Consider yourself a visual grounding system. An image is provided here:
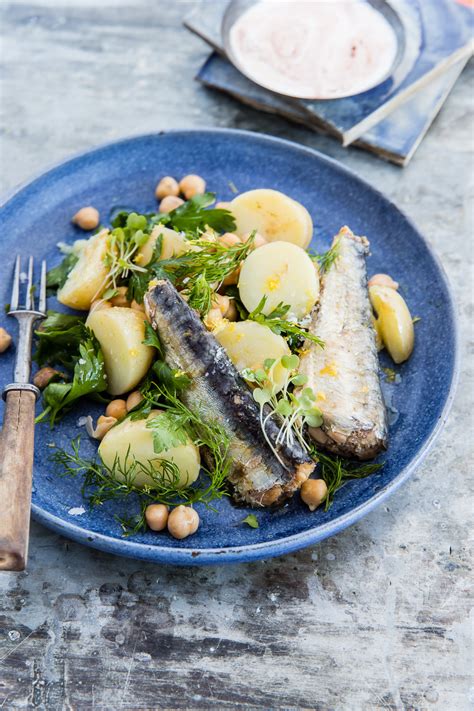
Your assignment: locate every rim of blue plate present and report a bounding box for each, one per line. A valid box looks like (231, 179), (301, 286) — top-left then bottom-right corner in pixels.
(1, 128), (460, 566)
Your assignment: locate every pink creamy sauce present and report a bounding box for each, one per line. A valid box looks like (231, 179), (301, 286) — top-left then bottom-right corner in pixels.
(229, 0), (398, 99)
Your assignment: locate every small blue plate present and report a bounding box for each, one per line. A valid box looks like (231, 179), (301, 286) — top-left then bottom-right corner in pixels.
(0, 130), (459, 565)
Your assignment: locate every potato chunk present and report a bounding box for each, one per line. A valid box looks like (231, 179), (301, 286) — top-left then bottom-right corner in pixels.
(230, 189), (313, 249)
(86, 307), (154, 395)
(136, 224), (188, 266)
(369, 285), (414, 364)
(215, 320), (290, 390)
(238, 241), (319, 319)
(58, 229), (110, 310)
(99, 411), (200, 488)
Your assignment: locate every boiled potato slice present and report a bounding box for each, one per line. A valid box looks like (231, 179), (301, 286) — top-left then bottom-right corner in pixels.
(369, 285), (414, 364)
(58, 229), (110, 310)
(136, 225), (188, 266)
(238, 241), (319, 319)
(86, 307), (154, 395)
(215, 320), (290, 391)
(230, 189), (313, 249)
(99, 410), (200, 488)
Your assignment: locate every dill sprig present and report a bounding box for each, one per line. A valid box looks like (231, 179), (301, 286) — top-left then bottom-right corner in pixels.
(246, 297), (324, 350)
(131, 233), (255, 314)
(141, 383), (232, 493)
(310, 448), (383, 510)
(52, 429), (230, 535)
(309, 240), (340, 273)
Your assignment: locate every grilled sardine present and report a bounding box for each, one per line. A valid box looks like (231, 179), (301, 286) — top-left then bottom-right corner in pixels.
(300, 226), (387, 459)
(145, 280), (315, 507)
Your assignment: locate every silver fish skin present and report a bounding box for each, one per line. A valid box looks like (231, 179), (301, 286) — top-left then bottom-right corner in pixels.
(145, 280), (315, 507)
(300, 226), (388, 460)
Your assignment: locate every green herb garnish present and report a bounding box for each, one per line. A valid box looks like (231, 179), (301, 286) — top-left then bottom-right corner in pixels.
(146, 412), (189, 454)
(51, 436), (226, 535)
(242, 354), (322, 463)
(311, 449), (383, 510)
(34, 311), (88, 370)
(51, 373), (232, 535)
(142, 384), (232, 498)
(46, 253), (78, 293)
(242, 514), (259, 528)
(99, 212), (151, 295)
(37, 334), (107, 425)
(152, 192), (236, 234)
(140, 322), (191, 397)
(129, 233), (254, 313)
(309, 240), (340, 273)
(246, 296), (324, 350)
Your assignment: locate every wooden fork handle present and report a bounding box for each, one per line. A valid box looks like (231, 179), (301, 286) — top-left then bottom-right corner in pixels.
(0, 389), (37, 571)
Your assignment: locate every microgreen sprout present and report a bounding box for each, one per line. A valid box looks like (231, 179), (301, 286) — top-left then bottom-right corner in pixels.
(95, 212), (151, 298)
(242, 354), (323, 465)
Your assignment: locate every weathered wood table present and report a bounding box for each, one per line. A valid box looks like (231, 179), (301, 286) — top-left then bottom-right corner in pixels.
(0, 2), (472, 709)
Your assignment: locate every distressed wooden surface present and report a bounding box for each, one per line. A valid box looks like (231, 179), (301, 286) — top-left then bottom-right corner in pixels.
(0, 2), (472, 709)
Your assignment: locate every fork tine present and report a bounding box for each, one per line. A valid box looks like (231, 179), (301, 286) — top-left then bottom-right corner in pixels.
(10, 255), (20, 311)
(39, 260), (47, 314)
(25, 256), (34, 310)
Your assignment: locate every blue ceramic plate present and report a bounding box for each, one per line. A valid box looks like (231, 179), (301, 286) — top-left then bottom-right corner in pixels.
(0, 130), (458, 565)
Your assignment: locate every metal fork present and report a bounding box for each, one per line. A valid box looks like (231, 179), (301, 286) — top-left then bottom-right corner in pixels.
(0, 256), (47, 571)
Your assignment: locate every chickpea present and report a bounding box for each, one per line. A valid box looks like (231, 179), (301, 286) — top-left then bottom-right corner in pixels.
(33, 366), (61, 390)
(131, 299), (150, 322)
(145, 504), (169, 532)
(253, 234), (268, 249)
(90, 299), (112, 314)
(243, 231), (267, 250)
(159, 195), (184, 214)
(93, 415), (117, 440)
(0, 327), (12, 353)
(224, 299), (238, 321)
(200, 229), (218, 246)
(222, 265), (241, 287)
(301, 479), (328, 512)
(131, 299), (145, 313)
(155, 176), (179, 200)
(179, 174), (206, 200)
(167, 505), (199, 540)
(105, 399), (127, 420)
(211, 293), (230, 316)
(72, 206), (100, 231)
(110, 286), (130, 308)
(218, 232), (241, 249)
(126, 390), (144, 412)
(368, 273), (399, 290)
(204, 308), (224, 331)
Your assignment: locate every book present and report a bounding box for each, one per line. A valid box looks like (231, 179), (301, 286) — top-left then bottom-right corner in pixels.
(185, 0), (473, 149)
